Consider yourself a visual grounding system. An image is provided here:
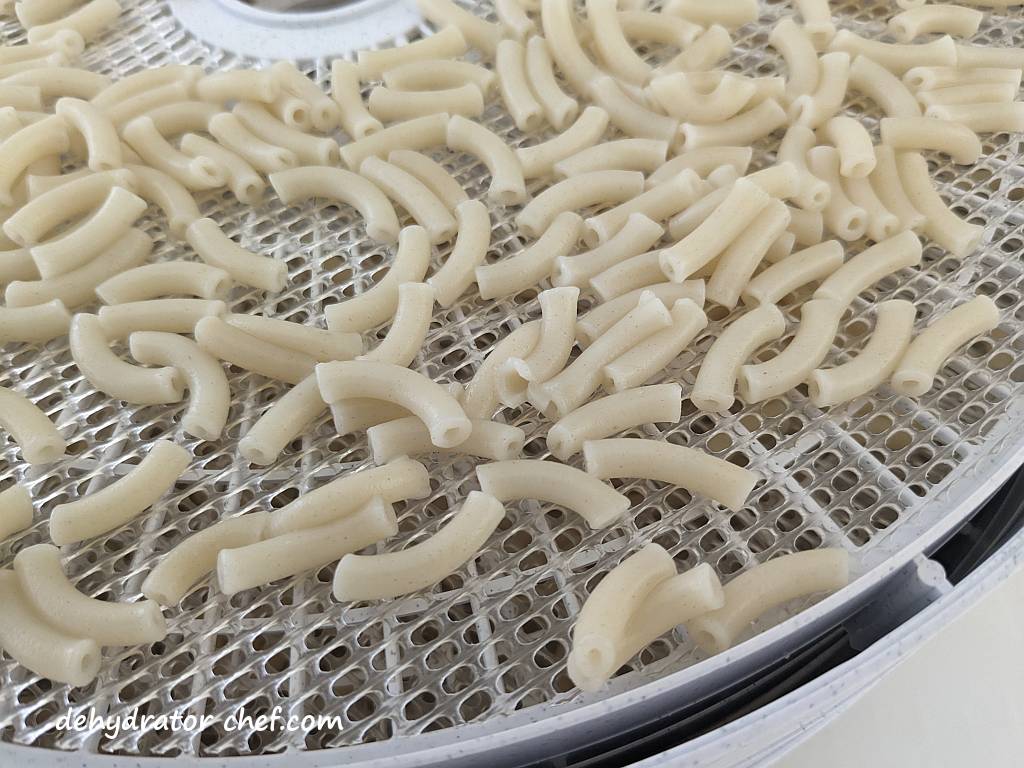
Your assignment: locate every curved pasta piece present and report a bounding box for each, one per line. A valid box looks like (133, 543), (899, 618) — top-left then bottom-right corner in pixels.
(0, 384), (65, 463)
(648, 72), (756, 123)
(516, 105), (609, 179)
(387, 149), (467, 212)
(926, 102), (1024, 134)
(271, 60), (341, 132)
(225, 314), (361, 362)
(842, 173), (900, 243)
(98, 298), (224, 338)
(267, 457), (430, 536)
(358, 282), (434, 367)
(786, 205), (825, 246)
(49, 440), (190, 546)
(516, 170), (644, 238)
(96, 261), (229, 304)
(477, 211), (581, 298)
(554, 137), (667, 179)
(331, 59), (383, 141)
(359, 156), (457, 244)
(324, 226), (431, 332)
(497, 0), (535, 39)
(6, 228), (151, 309)
(918, 83), (1018, 109)
(92, 65), (200, 109)
(195, 315), (315, 384)
(357, 25), (468, 80)
(416, 0), (502, 54)
(869, 145), (925, 234)
(666, 0), (756, 27)
(208, 113), (297, 175)
(648, 148), (752, 189)
(769, 18), (819, 103)
(525, 35), (579, 130)
(828, 29), (956, 74)
(681, 98), (787, 149)
(233, 101), (340, 166)
(789, 52), (849, 129)
(880, 116), (981, 164)
(217, 497), (398, 595)
(477, 459), (629, 529)
(196, 68), (277, 104)
(791, 0), (834, 45)
(814, 230), (922, 306)
(0, 115), (68, 205)
(368, 417), (525, 464)
(892, 295), (999, 396)
(547, 383), (681, 460)
(70, 313), (184, 405)
(316, 360), (471, 448)
(141, 512), (268, 605)
(806, 146), (867, 241)
(821, 115), (874, 178)
(587, 0), (650, 85)
(904, 65), (1022, 92)
(123, 116), (225, 191)
(333, 490), (503, 601)
(383, 58), (497, 97)
(0, 298), (71, 343)
(54, 96), (119, 171)
(589, 250), (664, 301)
(776, 125), (830, 212)
(688, 549), (849, 653)
(270, 165), (399, 245)
(809, 299), (915, 407)
(553, 212), (663, 289)
(602, 298), (707, 391)
(584, 169), (703, 247)
(129, 331), (230, 441)
(498, 286), (579, 406)
(706, 200), (792, 309)
(186, 218), (286, 292)
(575, 281), (703, 347)
(540, 0), (600, 95)
(894, 151), (982, 257)
(429, 199), (490, 307)
(496, 39), (543, 131)
(104, 81), (193, 130)
(584, 437), (757, 510)
(237, 374), (325, 465)
(590, 75), (678, 142)
(462, 321), (541, 419)
(738, 298), (846, 403)
(0, 484), (32, 540)
(339, 113), (449, 172)
(0, 83), (43, 111)
(657, 24), (732, 74)
(180, 133), (265, 206)
(617, 10), (701, 47)
(125, 164), (201, 239)
(955, 43), (1024, 71)
(26, 0), (120, 44)
(535, 291), (671, 416)
(0, 569), (100, 687)
(446, 115), (526, 205)
(14, 543), (165, 645)
(847, 54), (921, 119)
(742, 240), (844, 306)
(143, 100), (220, 137)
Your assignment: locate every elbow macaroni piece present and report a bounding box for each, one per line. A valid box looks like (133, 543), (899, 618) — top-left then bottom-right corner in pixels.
(769, 18), (819, 102)
(186, 217), (286, 292)
(224, 314), (362, 362)
(96, 261), (229, 303)
(0, 298), (71, 344)
(0, 484), (32, 541)
(0, 114), (68, 206)
(367, 83), (484, 123)
(524, 35), (580, 131)
(429, 199), (491, 307)
(416, 0), (502, 55)
(821, 115), (875, 178)
(903, 65), (1022, 92)
(680, 98), (788, 149)
(0, 384), (65, 463)
(180, 132), (266, 206)
(496, 39), (544, 131)
(356, 25), (468, 80)
(49, 440), (190, 546)
(368, 417), (525, 464)
(359, 156), (457, 244)
(880, 116), (982, 164)
(446, 115), (526, 205)
(208, 113), (297, 175)
(238, 374), (325, 465)
(841, 172), (901, 243)
(387, 149), (467, 212)
(54, 96), (120, 171)
(124, 164), (200, 239)
(706, 200), (792, 309)
(553, 212), (664, 288)
(331, 59), (383, 140)
(340, 113), (449, 171)
(589, 75), (679, 142)
(888, 5), (983, 42)
(196, 68), (277, 104)
(124, 116), (225, 190)
(25, 0), (121, 44)
(554, 137), (667, 178)
(384, 58), (497, 96)
(195, 315), (316, 384)
(894, 151), (982, 257)
(575, 281), (704, 346)
(847, 54), (921, 118)
(233, 102), (340, 166)
(516, 105), (609, 179)
(789, 52), (849, 128)
(589, 250), (664, 301)
(98, 298), (224, 338)
(477, 211), (581, 298)
(742, 240), (844, 306)
(829, 30), (957, 74)
(516, 170), (643, 238)
(462, 321), (541, 419)
(584, 169), (703, 248)
(806, 146), (867, 241)
(814, 229), (922, 306)
(358, 282), (435, 367)
(777, 124), (831, 211)
(648, 72), (756, 123)
(869, 145), (926, 233)
(540, 0), (599, 95)
(925, 102), (1024, 134)
(648, 145), (753, 186)
(587, 0), (651, 85)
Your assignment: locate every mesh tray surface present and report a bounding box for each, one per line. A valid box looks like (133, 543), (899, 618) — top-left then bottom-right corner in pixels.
(1, 0), (1024, 759)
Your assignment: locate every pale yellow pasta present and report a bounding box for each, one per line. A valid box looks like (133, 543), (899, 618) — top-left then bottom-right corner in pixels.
(141, 513), (269, 606)
(497, 0), (535, 39)
(368, 417), (525, 464)
(601, 298), (707, 391)
(386, 149), (466, 212)
(125, 164), (200, 239)
(540, 0), (600, 94)
(429, 199), (491, 307)
(657, 24), (732, 74)
(383, 58), (497, 97)
(917, 83), (1017, 108)
(0, 83), (41, 111)
(927, 102), (1024, 133)
(49, 440), (189, 545)
(0, 247), (39, 286)
(476, 459), (629, 529)
(888, 5), (983, 43)
(552, 211), (663, 288)
(842, 172), (901, 243)
(196, 68), (277, 104)
(217, 497), (398, 595)
(0, 298), (70, 343)
(792, 0), (835, 46)
(892, 295), (999, 396)
(806, 146), (867, 241)
(0, 484), (32, 540)
(232, 102), (340, 167)
(769, 18), (819, 102)
(585, 169), (702, 248)
(91, 64), (199, 109)
(498, 286), (578, 406)
(665, 0), (756, 28)
(358, 282), (434, 367)
(554, 137), (667, 178)
(186, 218), (286, 292)
(904, 65), (1022, 91)
(687, 550), (849, 654)
(524, 35), (579, 130)
(648, 72), (756, 123)
(96, 262), (229, 304)
(742, 240), (844, 306)
(325, 226), (431, 332)
(789, 52), (848, 128)
(496, 39), (544, 131)
(270, 165), (400, 244)
(516, 105), (609, 179)
(123, 116), (225, 190)
(195, 315), (315, 384)
(707, 200), (791, 309)
(0, 114), (67, 206)
(869, 145), (926, 233)
(53, 96), (118, 171)
(880, 115), (982, 164)
(590, 74), (679, 142)
(270, 60), (340, 133)
(680, 98), (788, 148)
(587, 0), (651, 85)
(895, 151), (983, 257)
(478, 211), (581, 298)
(0, 569), (101, 687)
(341, 112), (450, 171)
(0, 52), (68, 78)
(333, 491), (504, 601)
(266, 457), (430, 536)
(462, 321), (541, 419)
(830, 31), (957, 74)
(225, 314), (361, 362)
(820, 115), (874, 178)
(357, 25), (469, 80)
(0, 28), (83, 63)
(26, 0), (120, 44)
(617, 10), (701, 47)
(774, 125), (829, 212)
(208, 112), (297, 174)
(447, 115), (527, 204)
(738, 298), (846, 402)
(809, 299), (915, 407)
(98, 298), (223, 338)
(368, 83), (484, 124)
(180, 133), (265, 205)
(6, 227), (150, 308)
(589, 250), (664, 300)
(331, 397), (427, 434)
(16, 0), (78, 29)
(955, 43), (1024, 71)
(331, 60), (383, 140)
(516, 170), (643, 238)
(647, 146), (753, 187)
(271, 91), (312, 130)
(0, 384), (65, 463)
(360, 156), (457, 244)
(416, 0), (503, 55)
(237, 374), (325, 465)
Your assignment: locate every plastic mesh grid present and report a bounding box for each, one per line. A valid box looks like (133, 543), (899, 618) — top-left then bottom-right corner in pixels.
(1, 0), (1024, 758)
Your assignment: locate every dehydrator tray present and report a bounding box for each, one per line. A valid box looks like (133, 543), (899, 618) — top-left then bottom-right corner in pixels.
(2, 0), (1024, 763)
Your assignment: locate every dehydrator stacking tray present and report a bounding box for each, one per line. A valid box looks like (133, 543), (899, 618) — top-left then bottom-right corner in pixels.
(2, 0), (1024, 763)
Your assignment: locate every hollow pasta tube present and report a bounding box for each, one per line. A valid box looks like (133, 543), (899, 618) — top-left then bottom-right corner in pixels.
(738, 298), (846, 403)
(895, 151), (982, 258)
(0, 384), (65, 463)
(368, 417), (525, 464)
(590, 75), (679, 142)
(926, 102), (1024, 134)
(128, 331), (230, 441)
(324, 226), (431, 332)
(869, 145), (925, 233)
(842, 172), (901, 243)
(647, 146), (753, 187)
(429, 199), (490, 307)
(124, 164), (200, 239)
(123, 116), (225, 191)
(847, 54), (921, 119)
(525, 34), (579, 130)
(575, 281), (704, 346)
(462, 321), (541, 419)
(769, 18), (819, 102)
(96, 262), (229, 304)
(141, 513), (268, 606)
(917, 83), (1018, 109)
(340, 113), (449, 171)
(446, 115), (526, 205)
(0, 484), (32, 540)
(648, 72), (756, 123)
(687, 549), (849, 653)
(417, 0), (503, 54)
(589, 251), (665, 301)
(0, 298), (71, 343)
(496, 39), (543, 131)
(196, 68), (277, 104)
(540, 0), (600, 95)
(180, 133), (265, 206)
(776, 125), (830, 212)
(358, 282), (434, 367)
(554, 138), (667, 178)
(387, 149), (467, 212)
(880, 116), (982, 164)
(821, 115), (874, 178)
(26, 0), (121, 44)
(233, 102), (340, 166)
(829, 30), (957, 73)
(516, 170), (643, 238)
(0, 569), (100, 687)
(680, 98), (788, 149)
(237, 374), (325, 465)
(789, 52), (849, 129)
(814, 230), (922, 305)
(806, 146), (867, 241)
(360, 156), (457, 244)
(587, 0), (651, 85)
(707, 200), (791, 309)
(888, 5), (982, 42)
(808, 299), (915, 407)
(271, 61), (340, 132)
(194, 316), (315, 385)
(0, 115), (68, 205)
(186, 218), (285, 292)
(14, 543), (165, 646)
(657, 24), (733, 74)
(368, 83), (484, 123)
(477, 211), (581, 299)
(954, 43), (1024, 71)
(903, 66), (1022, 92)
(383, 58), (497, 96)
(225, 315), (362, 362)
(99, 298), (224, 338)
(584, 169), (703, 248)
(553, 212), (663, 289)
(516, 105), (608, 179)
(617, 10), (701, 46)
(331, 60), (383, 140)
(208, 113), (297, 175)
(49, 440), (190, 546)
(742, 240), (844, 306)
(217, 497), (398, 595)
(892, 295), (999, 396)
(54, 96), (119, 171)
(356, 25), (468, 80)
(584, 437), (758, 511)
